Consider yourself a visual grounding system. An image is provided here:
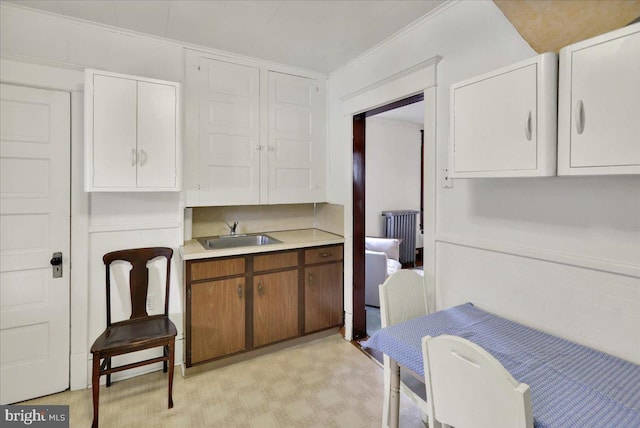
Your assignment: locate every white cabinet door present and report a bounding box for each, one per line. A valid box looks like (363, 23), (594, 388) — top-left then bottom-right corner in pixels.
(92, 74), (137, 188)
(450, 53), (557, 178)
(558, 24), (640, 175)
(196, 58), (261, 205)
(85, 69), (181, 191)
(268, 71), (326, 203)
(137, 81), (177, 188)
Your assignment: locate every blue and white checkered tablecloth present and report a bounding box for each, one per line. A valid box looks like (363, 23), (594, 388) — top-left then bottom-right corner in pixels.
(361, 303), (640, 427)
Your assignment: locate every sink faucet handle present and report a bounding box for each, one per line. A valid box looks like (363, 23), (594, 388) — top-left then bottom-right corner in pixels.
(225, 220), (239, 235)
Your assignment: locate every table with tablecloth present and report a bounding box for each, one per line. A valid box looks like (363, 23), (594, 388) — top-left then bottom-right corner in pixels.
(362, 302), (640, 427)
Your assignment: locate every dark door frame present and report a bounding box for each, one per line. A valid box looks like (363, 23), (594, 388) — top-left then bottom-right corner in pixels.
(351, 93), (425, 339)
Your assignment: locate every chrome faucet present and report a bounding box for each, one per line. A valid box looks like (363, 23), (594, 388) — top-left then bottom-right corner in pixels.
(225, 221), (239, 236)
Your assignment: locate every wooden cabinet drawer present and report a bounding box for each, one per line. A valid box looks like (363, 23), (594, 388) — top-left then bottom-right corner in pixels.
(305, 245), (343, 265)
(190, 257), (245, 281)
(253, 251), (299, 272)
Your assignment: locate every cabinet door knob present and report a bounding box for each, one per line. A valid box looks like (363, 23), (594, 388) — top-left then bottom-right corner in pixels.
(524, 111), (532, 141)
(257, 281), (264, 296)
(575, 100), (585, 135)
(308, 274), (314, 286)
(237, 285), (243, 299)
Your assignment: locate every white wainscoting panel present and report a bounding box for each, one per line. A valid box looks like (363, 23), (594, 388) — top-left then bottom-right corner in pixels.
(436, 241), (640, 365)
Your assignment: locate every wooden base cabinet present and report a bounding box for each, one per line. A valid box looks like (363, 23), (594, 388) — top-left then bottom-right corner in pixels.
(253, 270), (298, 347)
(304, 262), (344, 334)
(190, 277), (246, 364)
(304, 245), (344, 334)
(186, 244), (343, 367)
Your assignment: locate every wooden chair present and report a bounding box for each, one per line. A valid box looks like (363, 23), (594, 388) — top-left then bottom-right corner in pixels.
(422, 334), (533, 428)
(91, 247), (177, 428)
(378, 269), (430, 427)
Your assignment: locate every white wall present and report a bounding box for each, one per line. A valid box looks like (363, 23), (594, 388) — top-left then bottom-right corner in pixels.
(0, 2), (332, 389)
(329, 0), (640, 364)
(0, 4), (186, 389)
(365, 117), (422, 248)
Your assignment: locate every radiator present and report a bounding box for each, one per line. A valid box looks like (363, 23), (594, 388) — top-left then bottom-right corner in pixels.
(382, 210), (419, 266)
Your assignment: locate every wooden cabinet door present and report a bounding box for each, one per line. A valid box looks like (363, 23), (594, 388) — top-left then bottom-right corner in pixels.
(92, 74), (137, 189)
(304, 262), (343, 334)
(567, 31), (640, 170)
(253, 270), (299, 347)
(190, 278), (246, 364)
(137, 81), (177, 189)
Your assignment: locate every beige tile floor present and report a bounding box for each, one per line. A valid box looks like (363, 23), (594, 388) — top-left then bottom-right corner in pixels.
(21, 335), (424, 427)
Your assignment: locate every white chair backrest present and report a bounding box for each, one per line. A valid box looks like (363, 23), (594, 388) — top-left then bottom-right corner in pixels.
(422, 335), (534, 428)
(379, 270), (428, 328)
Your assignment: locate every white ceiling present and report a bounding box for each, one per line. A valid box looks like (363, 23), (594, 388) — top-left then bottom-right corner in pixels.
(6, 0), (448, 74)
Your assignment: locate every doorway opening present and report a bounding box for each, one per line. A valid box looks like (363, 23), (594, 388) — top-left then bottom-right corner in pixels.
(352, 93), (425, 340)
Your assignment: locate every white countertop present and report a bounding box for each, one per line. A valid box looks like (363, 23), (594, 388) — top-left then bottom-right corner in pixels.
(181, 228), (344, 260)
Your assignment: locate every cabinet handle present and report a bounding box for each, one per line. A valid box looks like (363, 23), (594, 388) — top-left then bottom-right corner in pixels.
(320, 252), (331, 258)
(237, 285), (243, 299)
(524, 111), (532, 141)
(257, 281), (264, 296)
(308, 274), (314, 286)
(130, 148), (137, 167)
(139, 149), (147, 166)
(575, 100), (585, 135)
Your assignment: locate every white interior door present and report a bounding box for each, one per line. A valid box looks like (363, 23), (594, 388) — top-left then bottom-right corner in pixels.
(0, 83), (70, 404)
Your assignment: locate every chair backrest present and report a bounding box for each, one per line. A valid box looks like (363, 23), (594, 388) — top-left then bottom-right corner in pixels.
(379, 269), (428, 328)
(103, 247), (173, 325)
(422, 334), (534, 428)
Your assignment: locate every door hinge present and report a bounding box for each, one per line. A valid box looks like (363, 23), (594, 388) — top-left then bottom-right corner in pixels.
(188, 288), (191, 299)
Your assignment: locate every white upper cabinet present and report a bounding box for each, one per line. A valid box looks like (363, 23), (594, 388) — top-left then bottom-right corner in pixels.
(184, 51), (326, 206)
(85, 69), (181, 191)
(268, 71), (326, 204)
(195, 58), (261, 205)
(558, 23), (640, 176)
(450, 53), (558, 178)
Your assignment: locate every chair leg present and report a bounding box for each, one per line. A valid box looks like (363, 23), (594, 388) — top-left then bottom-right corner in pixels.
(168, 340), (175, 409)
(163, 345), (168, 373)
(92, 354), (101, 428)
(106, 357), (112, 387)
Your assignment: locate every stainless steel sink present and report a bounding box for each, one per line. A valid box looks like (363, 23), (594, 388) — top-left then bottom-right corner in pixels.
(197, 234), (282, 250)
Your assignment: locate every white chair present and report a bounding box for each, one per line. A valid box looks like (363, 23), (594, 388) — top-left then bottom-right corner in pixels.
(421, 334), (534, 428)
(379, 270), (430, 427)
